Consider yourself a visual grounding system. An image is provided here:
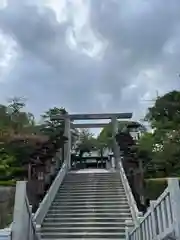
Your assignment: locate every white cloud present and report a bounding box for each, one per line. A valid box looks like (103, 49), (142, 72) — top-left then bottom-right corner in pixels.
(65, 0), (106, 59)
(0, 0), (7, 9)
(44, 0), (67, 23)
(0, 31), (18, 82)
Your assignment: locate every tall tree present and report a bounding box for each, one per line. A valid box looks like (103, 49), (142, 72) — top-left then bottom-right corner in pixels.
(145, 90), (180, 132)
(41, 107), (67, 136)
(76, 129), (97, 156)
(139, 90), (180, 177)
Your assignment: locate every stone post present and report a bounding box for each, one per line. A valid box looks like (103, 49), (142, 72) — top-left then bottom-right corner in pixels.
(12, 181), (27, 240)
(168, 178), (180, 239)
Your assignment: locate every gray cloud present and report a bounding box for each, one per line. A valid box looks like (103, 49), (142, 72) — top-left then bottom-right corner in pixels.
(0, 0), (103, 114)
(0, 0), (180, 120)
(90, 0), (180, 113)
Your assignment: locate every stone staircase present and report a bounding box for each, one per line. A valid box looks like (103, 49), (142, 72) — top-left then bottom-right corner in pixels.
(41, 170), (132, 239)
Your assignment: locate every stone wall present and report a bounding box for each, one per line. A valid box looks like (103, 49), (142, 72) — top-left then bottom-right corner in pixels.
(0, 187), (15, 229)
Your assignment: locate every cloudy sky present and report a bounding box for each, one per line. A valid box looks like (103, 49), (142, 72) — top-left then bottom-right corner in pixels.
(0, 0), (180, 123)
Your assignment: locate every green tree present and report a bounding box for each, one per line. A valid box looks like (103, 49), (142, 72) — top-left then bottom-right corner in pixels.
(145, 90), (180, 132)
(41, 107), (67, 136)
(76, 129), (97, 156)
(7, 97), (26, 133)
(140, 90), (180, 177)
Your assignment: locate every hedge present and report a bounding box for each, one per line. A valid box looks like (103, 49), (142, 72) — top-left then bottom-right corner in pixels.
(144, 178), (168, 200)
(0, 180), (16, 186)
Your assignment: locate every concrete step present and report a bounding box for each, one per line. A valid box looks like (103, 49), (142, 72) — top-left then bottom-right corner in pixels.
(42, 239), (125, 240)
(57, 190), (126, 194)
(50, 204), (130, 209)
(54, 194), (128, 203)
(48, 209), (131, 215)
(44, 217), (131, 223)
(66, 174), (120, 178)
(63, 177), (122, 180)
(66, 176), (121, 179)
(53, 197), (128, 203)
(64, 176), (122, 184)
(49, 201), (127, 206)
(51, 205), (129, 210)
(41, 231), (125, 239)
(64, 176), (121, 180)
(51, 203), (129, 209)
(56, 193), (127, 198)
(56, 194), (126, 198)
(41, 226), (125, 233)
(55, 193), (127, 198)
(65, 178), (121, 181)
(55, 196), (127, 200)
(42, 221), (126, 228)
(55, 193), (127, 197)
(63, 181), (123, 185)
(60, 185), (124, 189)
(59, 189), (124, 193)
(46, 212), (132, 218)
(67, 172), (119, 175)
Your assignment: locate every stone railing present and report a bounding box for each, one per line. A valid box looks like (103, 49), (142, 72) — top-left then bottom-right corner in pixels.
(0, 147), (68, 240)
(127, 178), (180, 240)
(0, 229), (11, 240)
(8, 160), (68, 240)
(34, 162), (68, 227)
(11, 181), (40, 240)
(118, 157), (141, 226)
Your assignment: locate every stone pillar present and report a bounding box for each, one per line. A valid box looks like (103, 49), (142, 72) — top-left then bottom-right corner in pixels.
(64, 116), (71, 169)
(111, 116), (119, 169)
(12, 182), (27, 240)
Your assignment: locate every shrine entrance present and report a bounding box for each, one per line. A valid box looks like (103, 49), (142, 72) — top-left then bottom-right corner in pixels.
(52, 112), (133, 169)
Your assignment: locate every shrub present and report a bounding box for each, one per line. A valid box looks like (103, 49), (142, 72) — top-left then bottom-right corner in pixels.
(144, 178), (168, 200)
(0, 180), (16, 186)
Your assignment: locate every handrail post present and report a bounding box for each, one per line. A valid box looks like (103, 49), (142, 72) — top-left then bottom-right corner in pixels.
(168, 178), (180, 239)
(150, 200), (158, 240)
(125, 219), (134, 240)
(35, 224), (41, 240)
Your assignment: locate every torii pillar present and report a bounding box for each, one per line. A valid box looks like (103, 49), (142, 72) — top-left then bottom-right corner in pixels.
(64, 116), (71, 168)
(111, 116), (120, 169)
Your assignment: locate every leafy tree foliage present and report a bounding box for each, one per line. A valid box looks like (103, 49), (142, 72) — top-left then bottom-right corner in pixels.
(41, 107), (67, 136)
(0, 98), (67, 182)
(138, 90), (180, 177)
(75, 129), (97, 156)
